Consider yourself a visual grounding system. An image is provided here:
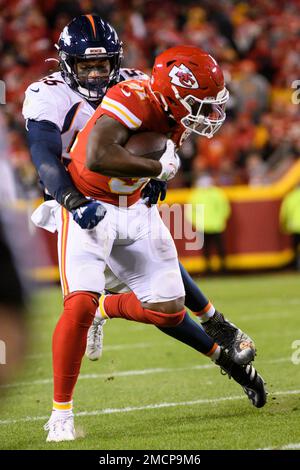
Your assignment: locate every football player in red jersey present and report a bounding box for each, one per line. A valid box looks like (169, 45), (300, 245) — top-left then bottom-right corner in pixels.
(24, 14), (255, 368)
(42, 46), (266, 441)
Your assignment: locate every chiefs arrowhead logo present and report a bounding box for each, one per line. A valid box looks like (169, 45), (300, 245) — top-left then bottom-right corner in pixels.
(169, 64), (199, 89)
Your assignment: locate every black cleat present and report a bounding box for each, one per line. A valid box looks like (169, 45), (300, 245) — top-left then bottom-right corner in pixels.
(202, 310), (256, 365)
(216, 348), (267, 408)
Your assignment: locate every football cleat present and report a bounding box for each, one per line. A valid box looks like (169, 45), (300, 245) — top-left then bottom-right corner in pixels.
(44, 413), (75, 442)
(215, 348), (267, 408)
(85, 317), (106, 361)
(202, 310), (256, 365)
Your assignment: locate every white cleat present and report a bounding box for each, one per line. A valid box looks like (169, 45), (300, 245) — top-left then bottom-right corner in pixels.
(85, 318), (106, 361)
(44, 413), (75, 442)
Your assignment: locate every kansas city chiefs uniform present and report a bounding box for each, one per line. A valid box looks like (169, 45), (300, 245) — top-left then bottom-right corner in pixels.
(69, 78), (186, 206)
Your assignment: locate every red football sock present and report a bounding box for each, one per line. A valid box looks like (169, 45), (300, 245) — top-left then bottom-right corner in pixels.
(102, 292), (185, 327)
(53, 291), (98, 403)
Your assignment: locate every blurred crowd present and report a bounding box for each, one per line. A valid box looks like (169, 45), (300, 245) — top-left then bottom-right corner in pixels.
(1, 0), (300, 196)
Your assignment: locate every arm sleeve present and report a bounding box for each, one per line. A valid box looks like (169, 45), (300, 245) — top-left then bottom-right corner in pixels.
(26, 119), (81, 206)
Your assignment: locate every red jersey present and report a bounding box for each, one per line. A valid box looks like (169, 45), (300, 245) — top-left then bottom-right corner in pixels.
(68, 79), (185, 206)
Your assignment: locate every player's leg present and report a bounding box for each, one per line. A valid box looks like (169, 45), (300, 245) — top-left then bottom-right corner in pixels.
(88, 251), (256, 364)
(44, 205), (114, 441)
(179, 262), (256, 364)
(85, 266), (130, 361)
(85, 315), (106, 361)
(99, 290), (266, 408)
(103, 205), (266, 407)
(106, 203), (220, 357)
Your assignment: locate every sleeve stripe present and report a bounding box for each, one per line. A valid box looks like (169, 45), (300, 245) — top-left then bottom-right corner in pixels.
(103, 96), (142, 124)
(101, 97), (141, 129)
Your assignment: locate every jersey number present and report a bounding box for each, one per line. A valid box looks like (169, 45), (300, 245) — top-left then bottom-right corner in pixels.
(123, 82), (147, 101)
(108, 177), (147, 194)
(39, 75), (64, 86)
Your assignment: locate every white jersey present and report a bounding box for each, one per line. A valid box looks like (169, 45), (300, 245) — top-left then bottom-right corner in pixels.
(22, 69), (149, 161)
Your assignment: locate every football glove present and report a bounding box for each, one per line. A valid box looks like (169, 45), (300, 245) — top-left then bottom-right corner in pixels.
(156, 139), (180, 181)
(71, 200), (107, 230)
(141, 179), (167, 206)
(61, 187), (107, 230)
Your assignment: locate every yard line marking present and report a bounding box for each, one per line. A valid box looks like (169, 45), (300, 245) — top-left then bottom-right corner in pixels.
(266, 357), (291, 364)
(0, 364), (214, 389)
(279, 443), (300, 450)
(0, 388), (299, 426)
(1, 356), (294, 389)
(258, 442), (300, 450)
(26, 342), (153, 359)
(240, 311), (294, 322)
(265, 298), (300, 306)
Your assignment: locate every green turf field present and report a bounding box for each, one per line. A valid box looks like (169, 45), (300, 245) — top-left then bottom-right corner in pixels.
(0, 273), (300, 450)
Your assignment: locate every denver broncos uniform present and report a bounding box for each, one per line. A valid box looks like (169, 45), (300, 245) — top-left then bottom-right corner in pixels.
(22, 69), (149, 172)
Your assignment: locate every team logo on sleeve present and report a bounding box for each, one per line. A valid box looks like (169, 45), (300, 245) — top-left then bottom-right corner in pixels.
(169, 64), (199, 89)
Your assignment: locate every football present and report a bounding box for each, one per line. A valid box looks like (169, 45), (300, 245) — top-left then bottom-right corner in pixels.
(125, 131), (167, 160)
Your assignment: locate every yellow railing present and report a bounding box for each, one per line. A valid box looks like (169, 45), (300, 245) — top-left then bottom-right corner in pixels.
(164, 160), (300, 204)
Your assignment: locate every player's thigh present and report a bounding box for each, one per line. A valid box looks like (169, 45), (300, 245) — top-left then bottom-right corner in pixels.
(104, 265), (130, 293)
(108, 210), (185, 303)
(55, 206), (114, 295)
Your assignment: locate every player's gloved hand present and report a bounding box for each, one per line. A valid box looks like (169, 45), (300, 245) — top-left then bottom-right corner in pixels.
(156, 139), (180, 181)
(141, 179), (167, 206)
(71, 200), (107, 230)
(61, 187), (107, 230)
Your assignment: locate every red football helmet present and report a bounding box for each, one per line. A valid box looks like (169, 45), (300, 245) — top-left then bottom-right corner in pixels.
(150, 46), (229, 138)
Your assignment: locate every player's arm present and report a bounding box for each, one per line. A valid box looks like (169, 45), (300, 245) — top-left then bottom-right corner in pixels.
(26, 119), (88, 210)
(27, 119), (106, 229)
(87, 115), (161, 177)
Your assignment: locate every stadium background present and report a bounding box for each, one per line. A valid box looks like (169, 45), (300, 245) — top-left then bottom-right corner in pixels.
(1, 0), (300, 277)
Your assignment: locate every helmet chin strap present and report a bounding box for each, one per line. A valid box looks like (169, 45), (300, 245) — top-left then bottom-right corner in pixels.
(171, 84), (190, 112)
(149, 84), (177, 122)
(171, 84), (180, 99)
(156, 91), (169, 112)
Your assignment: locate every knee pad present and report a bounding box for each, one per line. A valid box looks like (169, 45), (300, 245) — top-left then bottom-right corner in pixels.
(63, 291), (99, 327)
(144, 308), (185, 327)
